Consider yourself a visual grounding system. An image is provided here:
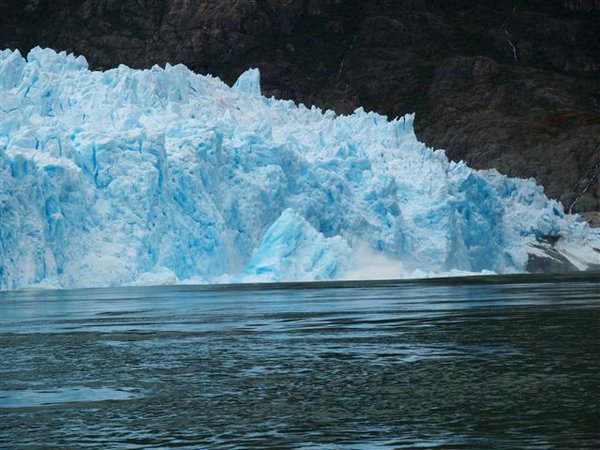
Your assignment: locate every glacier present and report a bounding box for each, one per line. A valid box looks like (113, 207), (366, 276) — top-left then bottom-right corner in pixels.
(1, 47), (599, 290)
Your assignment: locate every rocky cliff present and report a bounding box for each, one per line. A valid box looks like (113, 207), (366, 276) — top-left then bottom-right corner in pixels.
(2, 0), (599, 217)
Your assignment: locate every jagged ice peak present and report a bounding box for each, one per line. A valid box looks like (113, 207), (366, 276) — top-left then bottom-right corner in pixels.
(1, 47), (598, 290)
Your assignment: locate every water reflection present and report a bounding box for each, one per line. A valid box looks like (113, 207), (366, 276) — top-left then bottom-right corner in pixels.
(0, 387), (140, 408)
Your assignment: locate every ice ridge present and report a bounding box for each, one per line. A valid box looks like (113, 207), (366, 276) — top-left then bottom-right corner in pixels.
(1, 47), (599, 290)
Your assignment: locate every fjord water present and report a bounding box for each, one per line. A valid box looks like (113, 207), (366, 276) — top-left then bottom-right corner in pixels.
(1, 274), (599, 449)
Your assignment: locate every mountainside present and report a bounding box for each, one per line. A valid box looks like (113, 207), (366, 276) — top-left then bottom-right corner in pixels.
(1, 0), (599, 218)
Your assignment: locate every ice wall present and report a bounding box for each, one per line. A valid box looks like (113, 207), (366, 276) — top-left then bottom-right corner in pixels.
(1, 48), (598, 289)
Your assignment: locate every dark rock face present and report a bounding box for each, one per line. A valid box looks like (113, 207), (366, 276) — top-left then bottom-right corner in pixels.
(2, 0), (599, 213)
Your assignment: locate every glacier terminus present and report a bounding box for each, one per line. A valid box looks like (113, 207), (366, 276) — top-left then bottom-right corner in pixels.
(1, 47), (599, 290)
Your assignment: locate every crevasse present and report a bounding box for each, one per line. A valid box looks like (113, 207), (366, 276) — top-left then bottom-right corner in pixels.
(1, 47), (598, 290)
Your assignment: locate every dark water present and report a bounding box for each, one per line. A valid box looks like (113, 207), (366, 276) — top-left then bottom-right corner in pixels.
(1, 273), (599, 449)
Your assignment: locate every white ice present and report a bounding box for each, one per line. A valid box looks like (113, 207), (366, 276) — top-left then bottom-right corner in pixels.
(1, 47), (599, 290)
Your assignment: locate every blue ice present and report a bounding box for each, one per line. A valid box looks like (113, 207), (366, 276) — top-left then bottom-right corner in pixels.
(1, 47), (598, 289)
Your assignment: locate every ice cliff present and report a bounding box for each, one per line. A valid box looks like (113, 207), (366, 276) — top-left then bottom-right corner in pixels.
(1, 48), (599, 290)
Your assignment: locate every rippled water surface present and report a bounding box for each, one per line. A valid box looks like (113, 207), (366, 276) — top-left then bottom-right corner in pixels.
(1, 274), (599, 449)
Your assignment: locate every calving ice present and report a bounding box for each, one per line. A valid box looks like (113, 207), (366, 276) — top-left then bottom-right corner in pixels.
(1, 48), (598, 290)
